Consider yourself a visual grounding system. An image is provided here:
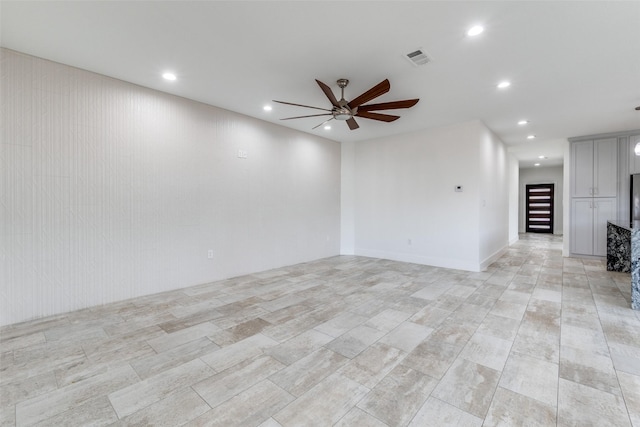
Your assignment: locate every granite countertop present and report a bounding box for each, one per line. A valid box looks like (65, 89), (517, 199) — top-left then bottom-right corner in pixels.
(608, 220), (633, 231)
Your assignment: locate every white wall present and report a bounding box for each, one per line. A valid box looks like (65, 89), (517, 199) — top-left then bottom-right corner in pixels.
(563, 139), (571, 255)
(1, 49), (341, 326)
(340, 140), (355, 255)
(345, 120), (509, 272)
(478, 126), (510, 268)
(508, 154), (520, 244)
(519, 165), (564, 235)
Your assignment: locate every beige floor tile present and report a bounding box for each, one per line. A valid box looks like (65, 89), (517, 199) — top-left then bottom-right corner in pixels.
(199, 333), (278, 373)
(560, 323), (610, 356)
(147, 322), (219, 353)
(489, 300), (527, 321)
(192, 355), (284, 409)
(209, 317), (271, 346)
(408, 397), (482, 427)
(378, 321), (433, 353)
(16, 365), (139, 425)
(499, 352), (558, 407)
(364, 309), (412, 332)
(0, 406), (15, 427)
(115, 387), (210, 426)
(313, 312), (369, 338)
(257, 418), (284, 427)
(357, 364), (437, 426)
(268, 347), (349, 397)
(559, 346), (621, 396)
(273, 373), (369, 427)
(32, 395), (119, 427)
(558, 378), (631, 427)
(130, 336), (219, 379)
(335, 407), (388, 427)
(0, 371), (57, 407)
(458, 332), (512, 371)
(609, 341), (640, 376)
(339, 342), (406, 389)
(475, 314), (520, 341)
(617, 371), (640, 427)
(187, 380), (293, 427)
(484, 387), (556, 426)
(326, 324), (386, 358)
(401, 337), (461, 379)
(432, 358), (501, 418)
(109, 359), (214, 418)
(511, 329), (559, 363)
(265, 329), (334, 365)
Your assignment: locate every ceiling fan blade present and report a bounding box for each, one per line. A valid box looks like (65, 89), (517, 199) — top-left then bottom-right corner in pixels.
(356, 111), (400, 122)
(280, 113), (332, 120)
(346, 118), (359, 130)
(316, 80), (340, 107)
(347, 79), (391, 109)
(358, 99), (419, 112)
(312, 117), (335, 130)
(273, 100), (333, 112)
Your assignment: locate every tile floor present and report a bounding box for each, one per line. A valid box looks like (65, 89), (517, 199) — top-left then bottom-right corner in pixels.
(1, 234), (640, 426)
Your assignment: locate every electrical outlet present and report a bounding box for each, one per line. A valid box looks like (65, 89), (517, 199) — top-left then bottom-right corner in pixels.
(207, 249), (213, 259)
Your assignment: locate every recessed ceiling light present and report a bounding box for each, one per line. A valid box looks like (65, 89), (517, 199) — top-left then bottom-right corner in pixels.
(527, 135), (536, 139)
(497, 81), (511, 89)
(263, 105), (272, 111)
(467, 25), (484, 37)
(538, 155), (547, 159)
(534, 163), (541, 166)
(324, 125), (331, 130)
(162, 72), (176, 81)
(518, 120), (529, 125)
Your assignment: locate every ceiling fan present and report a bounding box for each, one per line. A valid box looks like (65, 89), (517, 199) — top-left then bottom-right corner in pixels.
(273, 78), (419, 130)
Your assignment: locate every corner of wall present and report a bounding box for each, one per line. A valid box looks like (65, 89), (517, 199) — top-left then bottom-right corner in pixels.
(340, 140), (355, 255)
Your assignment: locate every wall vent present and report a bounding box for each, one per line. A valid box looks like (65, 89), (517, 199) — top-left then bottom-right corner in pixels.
(405, 49), (432, 67)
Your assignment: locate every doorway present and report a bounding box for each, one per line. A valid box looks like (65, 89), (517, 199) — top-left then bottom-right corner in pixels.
(526, 183), (554, 233)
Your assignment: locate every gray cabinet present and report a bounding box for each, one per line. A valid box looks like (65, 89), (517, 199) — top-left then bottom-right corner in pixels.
(569, 137), (617, 256)
(571, 138), (617, 198)
(629, 134), (640, 174)
(571, 197), (616, 256)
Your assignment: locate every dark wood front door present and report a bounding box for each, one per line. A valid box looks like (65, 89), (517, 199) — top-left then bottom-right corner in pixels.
(526, 184), (554, 233)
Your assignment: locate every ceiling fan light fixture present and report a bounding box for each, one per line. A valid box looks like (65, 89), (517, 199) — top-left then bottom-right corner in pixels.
(333, 109), (353, 120)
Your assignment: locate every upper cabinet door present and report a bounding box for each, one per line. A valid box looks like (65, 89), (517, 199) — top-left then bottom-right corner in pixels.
(593, 138), (617, 197)
(629, 134), (640, 174)
(572, 140), (594, 197)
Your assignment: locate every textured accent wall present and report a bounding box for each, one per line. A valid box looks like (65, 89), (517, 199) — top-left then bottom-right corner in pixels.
(0, 49), (341, 326)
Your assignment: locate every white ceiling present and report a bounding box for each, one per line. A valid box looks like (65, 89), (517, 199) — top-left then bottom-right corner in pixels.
(2, 1), (639, 168)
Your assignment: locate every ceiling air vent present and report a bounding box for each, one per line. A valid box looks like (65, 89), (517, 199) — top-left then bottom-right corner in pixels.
(405, 49), (432, 67)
